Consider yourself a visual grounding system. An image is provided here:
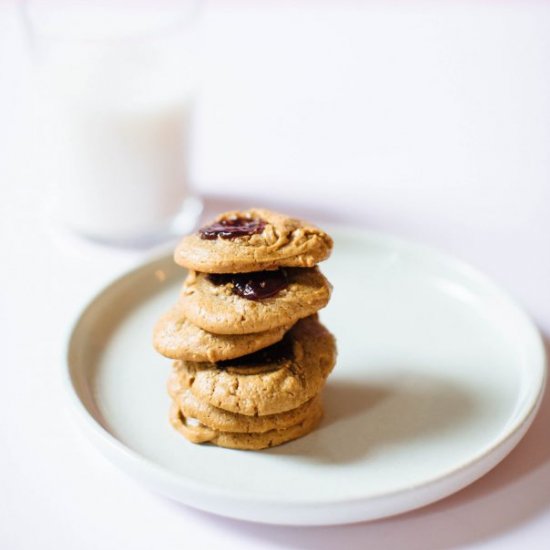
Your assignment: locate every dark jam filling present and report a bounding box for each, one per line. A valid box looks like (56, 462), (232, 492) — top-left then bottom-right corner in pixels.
(199, 217), (266, 240)
(207, 269), (288, 301)
(217, 334), (294, 369)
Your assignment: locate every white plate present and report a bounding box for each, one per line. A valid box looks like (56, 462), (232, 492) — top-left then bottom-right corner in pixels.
(65, 228), (546, 525)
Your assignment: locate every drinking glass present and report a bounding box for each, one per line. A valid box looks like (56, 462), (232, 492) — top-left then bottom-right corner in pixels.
(23, 0), (202, 245)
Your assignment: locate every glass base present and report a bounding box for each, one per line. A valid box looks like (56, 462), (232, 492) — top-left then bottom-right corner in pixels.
(63, 195), (204, 249)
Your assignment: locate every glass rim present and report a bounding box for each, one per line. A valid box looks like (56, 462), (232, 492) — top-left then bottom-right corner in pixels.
(20, 0), (201, 44)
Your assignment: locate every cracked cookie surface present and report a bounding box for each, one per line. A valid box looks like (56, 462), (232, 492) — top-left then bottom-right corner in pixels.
(153, 304), (292, 361)
(174, 208), (333, 273)
(169, 397), (323, 450)
(172, 316), (336, 416)
(179, 267), (332, 334)
(168, 373), (322, 433)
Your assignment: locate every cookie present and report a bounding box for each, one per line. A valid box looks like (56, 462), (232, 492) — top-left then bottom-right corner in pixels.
(179, 267), (331, 335)
(174, 376), (322, 433)
(153, 304), (292, 362)
(169, 396), (323, 450)
(174, 208), (333, 274)
(172, 315), (337, 416)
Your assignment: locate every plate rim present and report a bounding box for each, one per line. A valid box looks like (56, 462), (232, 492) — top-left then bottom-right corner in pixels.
(63, 227), (548, 521)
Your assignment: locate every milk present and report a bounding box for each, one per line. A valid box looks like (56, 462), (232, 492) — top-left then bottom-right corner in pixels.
(31, 3), (199, 241)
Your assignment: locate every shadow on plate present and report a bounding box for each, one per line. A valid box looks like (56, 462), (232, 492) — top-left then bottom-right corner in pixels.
(267, 374), (479, 465)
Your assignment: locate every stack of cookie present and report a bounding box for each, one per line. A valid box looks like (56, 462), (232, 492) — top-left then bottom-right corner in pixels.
(153, 208), (337, 450)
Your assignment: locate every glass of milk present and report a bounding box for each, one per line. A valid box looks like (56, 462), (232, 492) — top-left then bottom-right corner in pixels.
(23, 0), (202, 245)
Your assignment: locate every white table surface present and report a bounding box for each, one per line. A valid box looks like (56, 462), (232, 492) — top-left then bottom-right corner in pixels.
(1, 1), (549, 548)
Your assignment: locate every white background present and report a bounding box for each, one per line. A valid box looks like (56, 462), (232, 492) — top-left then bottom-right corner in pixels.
(1, 1), (549, 548)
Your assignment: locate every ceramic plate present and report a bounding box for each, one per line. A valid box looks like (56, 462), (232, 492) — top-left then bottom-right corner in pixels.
(65, 228), (546, 525)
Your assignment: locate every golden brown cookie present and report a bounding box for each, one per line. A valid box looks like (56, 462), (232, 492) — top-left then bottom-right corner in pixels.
(153, 304), (292, 361)
(174, 208), (333, 274)
(169, 396), (323, 450)
(172, 316), (337, 416)
(173, 376), (322, 433)
(179, 267), (331, 335)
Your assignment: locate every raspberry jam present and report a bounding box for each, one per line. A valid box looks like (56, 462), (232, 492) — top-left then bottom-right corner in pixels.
(208, 270), (288, 300)
(218, 335), (294, 368)
(199, 217), (266, 240)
